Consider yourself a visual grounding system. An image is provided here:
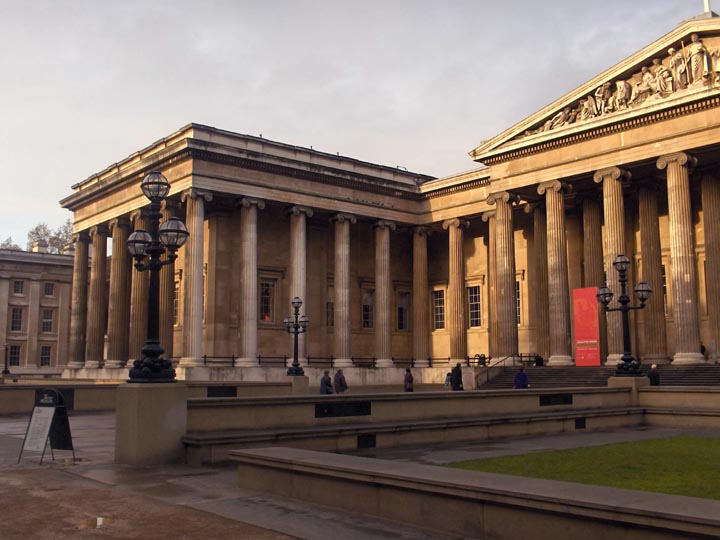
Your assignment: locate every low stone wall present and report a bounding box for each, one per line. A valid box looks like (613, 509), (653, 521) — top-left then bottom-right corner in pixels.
(231, 447), (720, 540)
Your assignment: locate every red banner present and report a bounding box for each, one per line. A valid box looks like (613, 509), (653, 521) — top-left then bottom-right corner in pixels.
(573, 287), (601, 366)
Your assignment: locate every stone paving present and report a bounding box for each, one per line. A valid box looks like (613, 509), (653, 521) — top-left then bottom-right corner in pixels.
(1, 410), (716, 540)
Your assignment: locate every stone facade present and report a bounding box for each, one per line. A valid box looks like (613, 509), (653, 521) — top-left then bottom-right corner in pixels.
(60, 15), (720, 374)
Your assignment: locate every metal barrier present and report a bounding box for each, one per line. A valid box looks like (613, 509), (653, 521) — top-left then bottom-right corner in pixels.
(351, 356), (376, 368)
(202, 355), (237, 367)
(257, 355), (288, 367)
(307, 356), (335, 367)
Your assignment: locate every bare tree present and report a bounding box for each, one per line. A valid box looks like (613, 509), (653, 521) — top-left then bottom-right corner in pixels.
(1, 237), (21, 250)
(26, 219), (73, 254)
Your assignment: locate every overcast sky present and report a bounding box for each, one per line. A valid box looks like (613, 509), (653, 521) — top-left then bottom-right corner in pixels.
(0, 0), (705, 248)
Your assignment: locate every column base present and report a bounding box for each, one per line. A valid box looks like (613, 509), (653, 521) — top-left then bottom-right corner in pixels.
(375, 358), (393, 368)
(333, 357), (353, 368)
(605, 354), (623, 366)
(84, 361), (101, 369)
(547, 355), (573, 366)
(237, 357), (259, 367)
(641, 354), (671, 365)
(413, 359), (430, 368)
(178, 357), (204, 368)
(104, 360), (127, 369)
(672, 352), (706, 365)
(66, 361), (85, 369)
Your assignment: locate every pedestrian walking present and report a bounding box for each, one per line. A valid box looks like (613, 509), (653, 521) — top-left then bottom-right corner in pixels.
(320, 370), (333, 394)
(450, 363), (464, 391)
(404, 368), (414, 392)
(333, 368), (348, 393)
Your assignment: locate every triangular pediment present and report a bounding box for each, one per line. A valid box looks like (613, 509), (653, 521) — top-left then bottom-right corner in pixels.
(470, 14), (720, 164)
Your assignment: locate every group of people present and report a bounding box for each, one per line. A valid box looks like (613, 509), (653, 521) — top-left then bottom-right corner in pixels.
(320, 367), (417, 394)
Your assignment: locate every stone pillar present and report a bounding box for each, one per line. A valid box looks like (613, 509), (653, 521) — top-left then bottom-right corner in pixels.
(593, 167), (629, 365)
(159, 200), (180, 361)
(657, 152), (704, 364)
(582, 197), (608, 362)
(129, 211), (149, 362)
(413, 226), (430, 367)
(529, 204), (550, 361)
(289, 206), (313, 365)
(538, 181), (573, 365)
(443, 218), (469, 363)
(332, 213), (355, 368)
(638, 185), (669, 363)
(84, 225), (109, 368)
(238, 198), (265, 366)
(487, 192), (519, 359)
(374, 220), (395, 367)
(180, 190), (212, 368)
(481, 211), (498, 359)
(67, 231), (90, 368)
(105, 218), (132, 368)
(702, 173), (720, 360)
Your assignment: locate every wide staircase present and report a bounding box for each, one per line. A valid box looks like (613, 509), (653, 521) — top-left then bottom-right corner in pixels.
(478, 364), (720, 389)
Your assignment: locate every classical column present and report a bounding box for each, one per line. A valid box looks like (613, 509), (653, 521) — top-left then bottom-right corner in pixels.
(593, 167), (629, 365)
(289, 206), (313, 366)
(529, 204), (550, 361)
(129, 211), (150, 362)
(582, 197), (607, 362)
(443, 218), (469, 363)
(105, 217), (132, 368)
(703, 173), (720, 359)
(67, 231), (90, 368)
(481, 211), (498, 359)
(159, 200), (180, 361)
(238, 198), (265, 366)
(84, 225), (109, 368)
(487, 192), (519, 360)
(412, 226), (430, 367)
(638, 185), (669, 363)
(374, 220), (395, 367)
(657, 152), (704, 364)
(332, 213), (356, 368)
(538, 181), (573, 365)
(179, 189), (212, 368)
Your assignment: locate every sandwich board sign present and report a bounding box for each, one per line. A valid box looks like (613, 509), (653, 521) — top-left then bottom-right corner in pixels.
(18, 388), (75, 464)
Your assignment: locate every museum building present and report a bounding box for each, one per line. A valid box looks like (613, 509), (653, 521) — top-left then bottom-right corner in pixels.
(60, 13), (720, 376)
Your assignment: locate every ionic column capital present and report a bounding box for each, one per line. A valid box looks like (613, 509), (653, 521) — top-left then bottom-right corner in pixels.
(593, 166), (630, 184)
(330, 213), (357, 224)
(441, 218), (470, 230)
(239, 197), (265, 210)
(374, 219), (396, 231)
(181, 189), (213, 204)
(537, 180), (572, 196)
(108, 217), (131, 232)
(413, 225), (431, 236)
(73, 230), (90, 244)
(487, 191), (520, 206)
(161, 198), (181, 215)
(89, 224), (109, 238)
(657, 152), (697, 171)
(481, 210), (496, 222)
(286, 205), (314, 218)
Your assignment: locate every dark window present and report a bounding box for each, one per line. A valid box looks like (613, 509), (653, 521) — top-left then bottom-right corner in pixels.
(44, 282), (54, 297)
(259, 279), (275, 322)
(173, 281), (180, 325)
(40, 346), (52, 366)
(11, 308), (22, 332)
(41, 309), (53, 333)
(468, 285), (481, 327)
(326, 300), (334, 327)
(362, 289), (374, 329)
(13, 281), (24, 295)
(661, 264), (668, 316)
(397, 291), (410, 331)
(433, 290), (445, 330)
(516, 281), (521, 325)
(9, 345), (20, 366)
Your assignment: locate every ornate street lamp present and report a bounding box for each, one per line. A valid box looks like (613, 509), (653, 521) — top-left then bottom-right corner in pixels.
(284, 296), (308, 376)
(597, 254), (652, 376)
(126, 171), (189, 382)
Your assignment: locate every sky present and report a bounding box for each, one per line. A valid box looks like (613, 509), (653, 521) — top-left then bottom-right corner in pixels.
(0, 0), (705, 248)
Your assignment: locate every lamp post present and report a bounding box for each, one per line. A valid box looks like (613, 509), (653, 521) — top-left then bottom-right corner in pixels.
(2, 344), (9, 375)
(284, 297), (308, 376)
(126, 171), (189, 382)
(596, 254), (652, 376)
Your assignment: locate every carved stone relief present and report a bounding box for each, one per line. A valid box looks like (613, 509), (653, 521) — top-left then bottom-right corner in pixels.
(522, 33), (720, 138)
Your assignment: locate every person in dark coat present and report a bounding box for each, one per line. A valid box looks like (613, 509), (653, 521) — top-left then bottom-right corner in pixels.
(648, 364), (660, 386)
(450, 363), (463, 391)
(513, 366), (530, 389)
(333, 369), (348, 393)
(320, 370), (333, 394)
(404, 368), (414, 392)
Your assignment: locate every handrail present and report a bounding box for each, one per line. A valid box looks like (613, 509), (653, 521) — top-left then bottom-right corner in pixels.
(476, 355), (515, 386)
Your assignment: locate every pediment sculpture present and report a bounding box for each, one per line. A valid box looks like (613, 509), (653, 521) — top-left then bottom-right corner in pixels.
(522, 33), (719, 138)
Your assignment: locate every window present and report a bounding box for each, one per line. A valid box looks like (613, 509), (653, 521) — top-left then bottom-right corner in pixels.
(397, 291), (410, 331)
(467, 285), (481, 327)
(13, 281), (24, 295)
(326, 288), (334, 327)
(10, 308), (22, 332)
(362, 289), (375, 329)
(173, 281), (180, 326)
(40, 346), (52, 366)
(41, 309), (53, 333)
(516, 281), (521, 325)
(9, 345), (20, 366)
(259, 279), (276, 322)
(44, 282), (55, 297)
(432, 290), (445, 330)
(661, 264), (668, 316)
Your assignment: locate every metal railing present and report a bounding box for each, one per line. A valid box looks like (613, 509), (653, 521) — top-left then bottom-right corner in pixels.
(202, 355), (236, 367)
(428, 357), (452, 367)
(257, 355), (288, 367)
(351, 356), (376, 368)
(307, 356), (335, 367)
(391, 357), (415, 367)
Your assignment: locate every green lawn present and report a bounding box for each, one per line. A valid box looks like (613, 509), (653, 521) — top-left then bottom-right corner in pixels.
(447, 436), (720, 500)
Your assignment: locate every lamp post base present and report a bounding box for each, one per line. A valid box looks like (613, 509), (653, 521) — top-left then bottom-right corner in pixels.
(615, 359), (643, 377)
(287, 365), (305, 376)
(128, 357), (176, 383)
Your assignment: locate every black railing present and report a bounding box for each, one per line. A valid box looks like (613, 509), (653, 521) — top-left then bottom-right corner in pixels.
(429, 357), (451, 367)
(202, 355), (236, 367)
(257, 355), (289, 367)
(351, 356), (376, 368)
(307, 356), (335, 367)
(391, 357), (415, 367)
